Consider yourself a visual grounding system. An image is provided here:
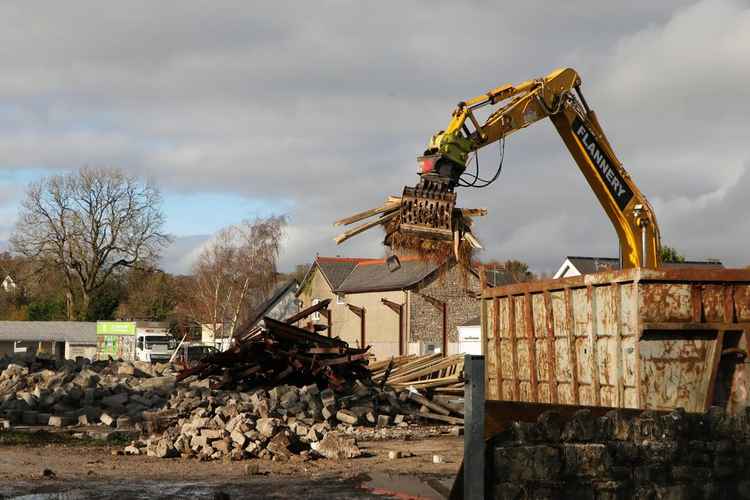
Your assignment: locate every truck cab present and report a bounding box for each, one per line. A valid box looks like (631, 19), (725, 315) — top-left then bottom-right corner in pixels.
(135, 331), (177, 363)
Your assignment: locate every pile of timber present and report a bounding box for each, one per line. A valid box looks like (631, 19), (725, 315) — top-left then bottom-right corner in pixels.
(333, 196), (484, 261)
(176, 316), (371, 392)
(369, 354), (465, 425)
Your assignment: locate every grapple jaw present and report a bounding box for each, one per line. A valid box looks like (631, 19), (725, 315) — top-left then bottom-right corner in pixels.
(399, 177), (456, 241)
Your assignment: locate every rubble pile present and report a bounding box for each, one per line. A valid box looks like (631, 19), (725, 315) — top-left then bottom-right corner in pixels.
(176, 316), (371, 391)
(124, 372), (461, 461)
(0, 316), (464, 462)
(0, 354), (176, 429)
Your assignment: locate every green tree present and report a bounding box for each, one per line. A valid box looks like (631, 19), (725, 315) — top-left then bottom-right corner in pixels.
(482, 259), (536, 284)
(28, 298), (67, 321)
(660, 245), (686, 263)
(118, 267), (179, 321)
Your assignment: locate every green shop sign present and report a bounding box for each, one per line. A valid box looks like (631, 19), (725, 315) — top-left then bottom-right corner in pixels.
(96, 321), (136, 335)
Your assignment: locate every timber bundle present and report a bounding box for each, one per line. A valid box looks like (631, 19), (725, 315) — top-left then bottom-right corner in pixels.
(333, 195), (485, 264)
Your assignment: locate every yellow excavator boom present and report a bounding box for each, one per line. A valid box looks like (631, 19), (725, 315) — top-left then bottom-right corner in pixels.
(412, 68), (661, 269)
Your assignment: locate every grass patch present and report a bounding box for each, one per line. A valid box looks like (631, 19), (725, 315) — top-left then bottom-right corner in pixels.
(0, 429), (134, 447)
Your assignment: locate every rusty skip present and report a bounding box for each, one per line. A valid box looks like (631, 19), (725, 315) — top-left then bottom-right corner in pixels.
(480, 267), (750, 415)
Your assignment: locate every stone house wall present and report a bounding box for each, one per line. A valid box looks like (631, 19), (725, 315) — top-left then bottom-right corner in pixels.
(408, 264), (479, 348)
(491, 407), (750, 499)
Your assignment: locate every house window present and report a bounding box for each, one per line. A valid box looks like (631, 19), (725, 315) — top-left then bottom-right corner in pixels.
(336, 293), (345, 305)
(312, 298), (321, 320)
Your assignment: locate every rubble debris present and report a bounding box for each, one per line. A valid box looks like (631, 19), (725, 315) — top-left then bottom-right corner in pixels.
(176, 317), (371, 392)
(0, 355), (176, 430)
(0, 340), (464, 463)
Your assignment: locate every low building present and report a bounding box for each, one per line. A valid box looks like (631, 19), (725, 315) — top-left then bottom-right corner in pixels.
(0, 321), (97, 360)
(297, 256), (481, 360)
(554, 256), (724, 279)
(457, 315), (481, 355)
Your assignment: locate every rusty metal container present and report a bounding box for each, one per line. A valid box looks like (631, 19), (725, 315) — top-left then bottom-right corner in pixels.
(480, 268), (750, 415)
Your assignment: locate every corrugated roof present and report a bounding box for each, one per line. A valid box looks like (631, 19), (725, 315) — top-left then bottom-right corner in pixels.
(567, 256), (724, 275)
(0, 321), (97, 344)
(335, 257), (438, 294)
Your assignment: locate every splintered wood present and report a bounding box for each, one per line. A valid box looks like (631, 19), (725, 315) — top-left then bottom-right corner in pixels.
(334, 196), (485, 264)
(370, 353), (464, 391)
(369, 353), (465, 424)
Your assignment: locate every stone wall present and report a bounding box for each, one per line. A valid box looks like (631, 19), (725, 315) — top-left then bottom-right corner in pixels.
(491, 407), (750, 499)
(408, 263), (479, 346)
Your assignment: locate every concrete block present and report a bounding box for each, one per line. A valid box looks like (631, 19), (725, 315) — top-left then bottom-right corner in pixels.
(256, 418), (278, 438)
(320, 389), (336, 408)
(212, 439), (231, 454)
(117, 364), (135, 377)
(116, 416), (132, 429)
(155, 439), (176, 458)
(336, 409), (358, 426)
(200, 429), (223, 441)
(230, 430), (247, 448)
(311, 432), (361, 460)
(377, 415), (390, 428)
(100, 413), (115, 427)
(266, 430), (294, 460)
(48, 415), (63, 428)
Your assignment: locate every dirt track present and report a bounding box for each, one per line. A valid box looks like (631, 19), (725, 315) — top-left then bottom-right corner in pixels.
(0, 435), (462, 499)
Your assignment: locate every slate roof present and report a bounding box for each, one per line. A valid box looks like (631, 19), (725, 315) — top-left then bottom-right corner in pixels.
(566, 257), (620, 275)
(566, 256), (724, 275)
(335, 257), (439, 294)
(0, 321), (97, 344)
(316, 257), (367, 290)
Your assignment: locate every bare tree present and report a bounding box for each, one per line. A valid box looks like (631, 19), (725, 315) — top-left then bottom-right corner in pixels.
(186, 216), (285, 341)
(11, 167), (170, 319)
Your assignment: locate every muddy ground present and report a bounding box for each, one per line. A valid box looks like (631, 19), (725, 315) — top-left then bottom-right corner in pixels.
(0, 434), (463, 499)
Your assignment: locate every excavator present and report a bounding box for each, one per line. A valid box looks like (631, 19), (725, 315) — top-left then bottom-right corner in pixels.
(396, 67), (662, 269)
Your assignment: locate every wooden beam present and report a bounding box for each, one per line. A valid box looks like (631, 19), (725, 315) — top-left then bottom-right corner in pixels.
(284, 299), (331, 325)
(381, 299), (404, 356)
(334, 211), (398, 245)
(334, 201), (400, 226)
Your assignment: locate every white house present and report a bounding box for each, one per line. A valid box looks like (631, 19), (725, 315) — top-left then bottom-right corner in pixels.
(553, 255), (725, 279)
(2, 275), (16, 293)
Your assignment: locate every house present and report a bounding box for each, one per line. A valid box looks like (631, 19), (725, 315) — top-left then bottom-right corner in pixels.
(297, 256), (481, 360)
(1, 275), (16, 293)
(0, 321), (97, 360)
(554, 256), (724, 279)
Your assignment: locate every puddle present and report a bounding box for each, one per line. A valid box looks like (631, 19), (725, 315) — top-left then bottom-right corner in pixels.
(0, 478), (384, 499)
(359, 472), (450, 499)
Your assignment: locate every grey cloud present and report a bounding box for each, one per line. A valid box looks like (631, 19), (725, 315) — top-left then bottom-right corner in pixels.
(0, 0), (747, 274)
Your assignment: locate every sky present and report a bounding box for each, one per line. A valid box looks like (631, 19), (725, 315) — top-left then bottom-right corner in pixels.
(0, 0), (748, 275)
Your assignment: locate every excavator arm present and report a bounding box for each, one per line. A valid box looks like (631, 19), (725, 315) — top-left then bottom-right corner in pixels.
(407, 67), (661, 269)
